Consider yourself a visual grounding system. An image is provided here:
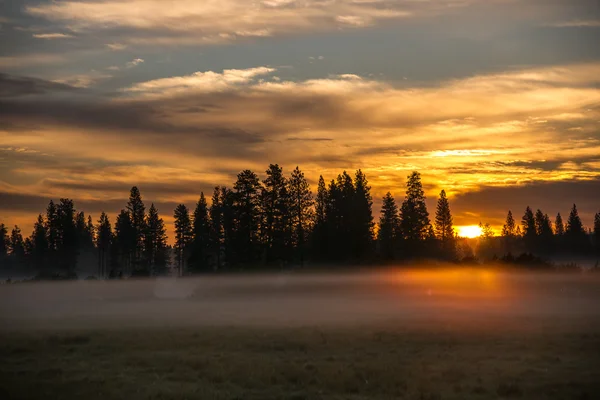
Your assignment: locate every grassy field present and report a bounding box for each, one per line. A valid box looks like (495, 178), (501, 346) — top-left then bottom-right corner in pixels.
(1, 321), (599, 400)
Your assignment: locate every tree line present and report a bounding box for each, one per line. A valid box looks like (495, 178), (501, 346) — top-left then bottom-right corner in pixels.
(1, 166), (599, 278)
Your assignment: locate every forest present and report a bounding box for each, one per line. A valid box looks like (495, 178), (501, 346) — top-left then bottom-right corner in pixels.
(1, 165), (599, 279)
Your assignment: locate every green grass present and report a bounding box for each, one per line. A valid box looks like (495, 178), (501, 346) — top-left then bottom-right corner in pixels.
(1, 322), (599, 400)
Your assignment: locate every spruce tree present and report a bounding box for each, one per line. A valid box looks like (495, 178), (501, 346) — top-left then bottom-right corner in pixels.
(378, 192), (400, 260)
(0, 223), (8, 260)
(189, 193), (211, 272)
(233, 170), (263, 265)
(261, 164), (292, 264)
(400, 172), (430, 244)
(114, 210), (134, 276)
(220, 187), (236, 267)
(594, 212), (600, 254)
(353, 169), (374, 259)
(144, 204), (168, 276)
(565, 204), (588, 253)
(288, 166), (313, 266)
(31, 214), (48, 273)
(502, 211), (516, 237)
(555, 213), (565, 236)
(209, 187), (223, 269)
(521, 206), (536, 251)
(127, 186), (146, 272)
(311, 176), (329, 261)
(56, 198), (78, 276)
(174, 204), (193, 275)
(10, 225), (25, 262)
(434, 189), (455, 259)
(96, 212), (112, 278)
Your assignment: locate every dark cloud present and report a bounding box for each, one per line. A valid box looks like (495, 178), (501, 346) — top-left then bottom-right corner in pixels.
(452, 178), (600, 226)
(0, 73), (77, 97)
(42, 179), (217, 197)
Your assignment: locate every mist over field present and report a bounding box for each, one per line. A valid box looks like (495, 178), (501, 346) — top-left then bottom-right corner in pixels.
(2, 268), (599, 331)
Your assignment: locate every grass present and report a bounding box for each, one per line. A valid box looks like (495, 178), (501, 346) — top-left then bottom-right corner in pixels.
(1, 322), (599, 400)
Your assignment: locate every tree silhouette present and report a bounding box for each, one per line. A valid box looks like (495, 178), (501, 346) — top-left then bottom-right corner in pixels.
(261, 164), (292, 265)
(521, 206), (536, 251)
(502, 211), (516, 237)
(189, 193), (211, 272)
(10, 225), (25, 261)
(353, 169), (374, 260)
(534, 209), (554, 252)
(143, 204), (168, 276)
(127, 186), (146, 273)
(400, 172), (430, 256)
(174, 204), (193, 275)
(220, 187), (236, 268)
(209, 187), (223, 269)
(288, 166), (313, 266)
(594, 212), (600, 254)
(30, 214), (48, 273)
(555, 213), (565, 236)
(56, 199), (78, 276)
(233, 170), (263, 265)
(0, 223), (8, 262)
(565, 204), (588, 253)
(434, 190), (455, 259)
(96, 212), (112, 278)
(378, 192), (400, 260)
(114, 210), (134, 276)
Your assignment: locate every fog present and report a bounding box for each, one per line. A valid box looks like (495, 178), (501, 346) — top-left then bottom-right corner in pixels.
(1, 268), (599, 332)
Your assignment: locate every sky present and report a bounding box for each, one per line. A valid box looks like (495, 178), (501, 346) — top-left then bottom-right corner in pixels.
(1, 0), (600, 240)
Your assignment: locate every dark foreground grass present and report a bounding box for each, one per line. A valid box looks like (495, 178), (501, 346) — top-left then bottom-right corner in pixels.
(1, 321), (600, 400)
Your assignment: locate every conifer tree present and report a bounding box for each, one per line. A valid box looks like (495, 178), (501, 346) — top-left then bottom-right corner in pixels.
(209, 187), (223, 269)
(144, 204), (168, 276)
(378, 192), (400, 260)
(188, 193), (211, 272)
(174, 204), (193, 275)
(233, 170), (263, 265)
(114, 210), (134, 276)
(502, 211), (516, 237)
(0, 223), (8, 260)
(10, 225), (25, 261)
(96, 212), (112, 278)
(261, 164), (292, 264)
(353, 169), (374, 259)
(288, 166), (314, 266)
(594, 212), (600, 254)
(400, 172), (430, 243)
(521, 206), (536, 251)
(555, 213), (565, 236)
(31, 214), (48, 272)
(311, 176), (329, 261)
(434, 190), (455, 259)
(565, 204), (588, 253)
(56, 198), (78, 276)
(220, 187), (236, 267)
(127, 186), (146, 272)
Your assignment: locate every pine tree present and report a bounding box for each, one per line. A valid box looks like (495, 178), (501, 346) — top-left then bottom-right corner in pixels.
(594, 212), (600, 254)
(565, 204), (588, 253)
(261, 164), (292, 265)
(353, 169), (374, 259)
(400, 172), (430, 244)
(220, 187), (236, 267)
(233, 170), (263, 265)
(56, 198), (78, 276)
(378, 192), (400, 260)
(521, 206), (536, 251)
(555, 213), (565, 236)
(144, 204), (168, 276)
(0, 223), (8, 260)
(534, 209), (553, 251)
(502, 211), (516, 237)
(288, 166), (314, 266)
(173, 204), (193, 275)
(209, 187), (223, 269)
(127, 186), (146, 273)
(10, 225), (25, 261)
(190, 193), (211, 272)
(96, 212), (112, 278)
(114, 210), (134, 276)
(311, 176), (329, 261)
(30, 214), (48, 273)
(434, 190), (455, 259)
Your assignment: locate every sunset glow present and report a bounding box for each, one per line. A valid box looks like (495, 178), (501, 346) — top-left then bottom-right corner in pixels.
(457, 225), (483, 239)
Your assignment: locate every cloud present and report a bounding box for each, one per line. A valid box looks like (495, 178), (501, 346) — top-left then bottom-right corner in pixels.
(125, 58), (144, 68)
(23, 0), (427, 46)
(124, 66), (275, 95)
(0, 53), (66, 68)
(32, 33), (74, 39)
(547, 20), (600, 28)
(1, 62), (599, 237)
(0, 73), (78, 97)
(106, 43), (127, 51)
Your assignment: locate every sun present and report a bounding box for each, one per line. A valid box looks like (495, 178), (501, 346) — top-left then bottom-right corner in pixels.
(457, 225), (483, 238)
